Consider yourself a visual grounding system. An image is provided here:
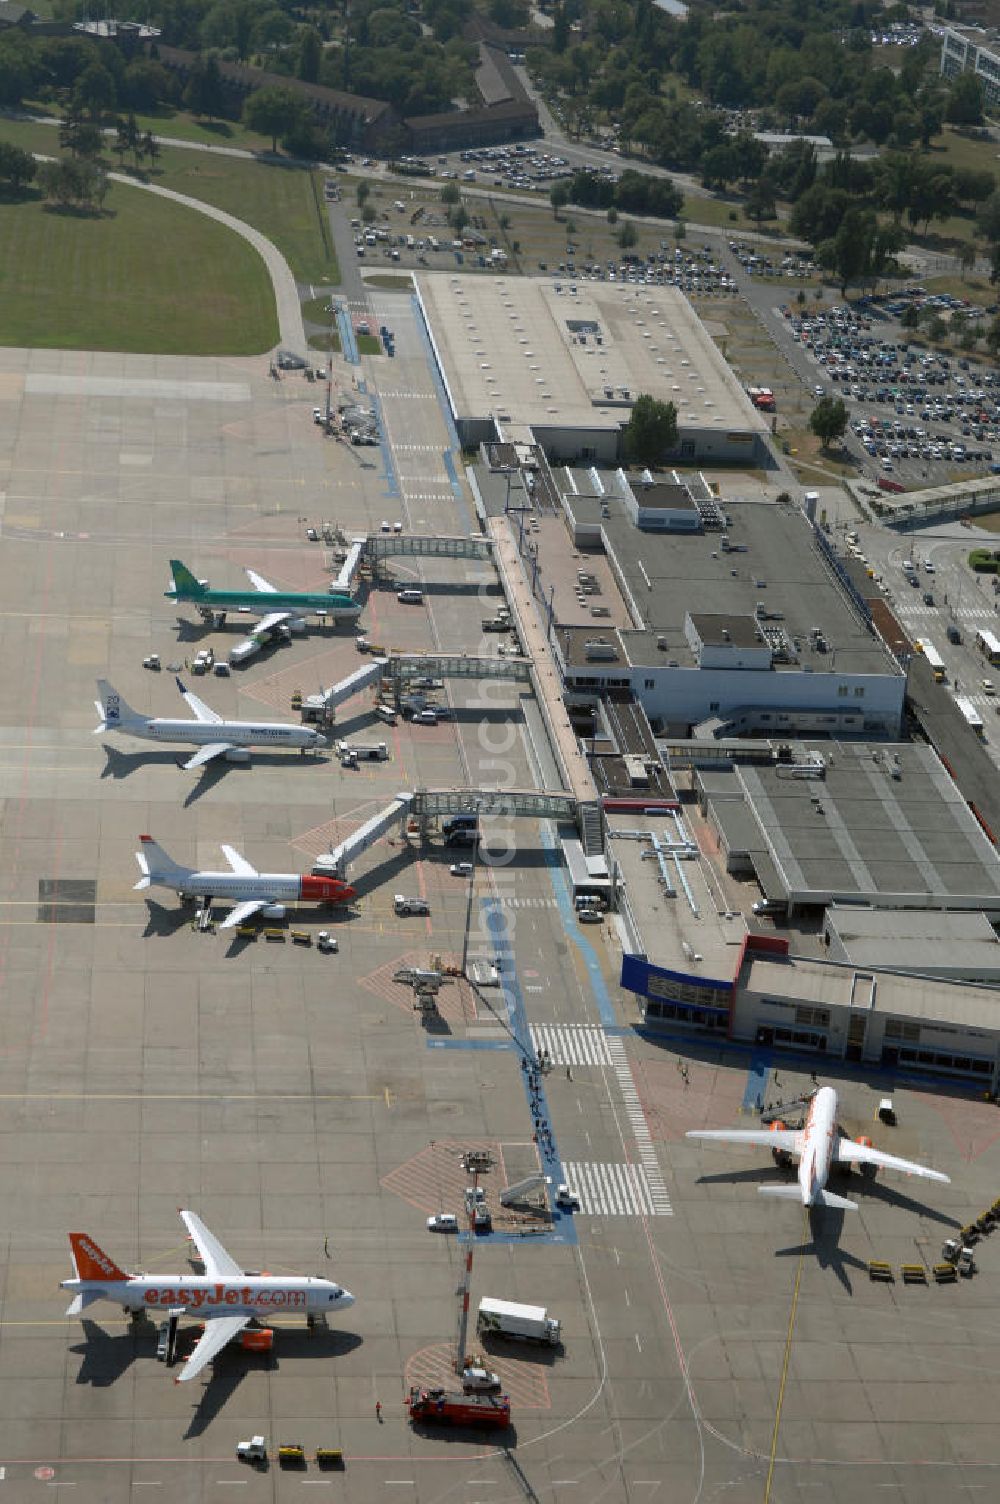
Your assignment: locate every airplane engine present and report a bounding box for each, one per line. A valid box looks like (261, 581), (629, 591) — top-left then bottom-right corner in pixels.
(261, 904), (286, 920)
(224, 748), (252, 764)
(770, 1121), (793, 1169)
(853, 1135), (878, 1179)
(241, 1328), (274, 1352)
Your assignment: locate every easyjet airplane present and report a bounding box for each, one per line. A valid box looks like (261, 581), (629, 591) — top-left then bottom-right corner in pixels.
(687, 1085), (950, 1210)
(62, 1210), (355, 1383)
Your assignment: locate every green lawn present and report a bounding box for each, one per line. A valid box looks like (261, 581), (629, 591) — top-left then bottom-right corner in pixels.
(125, 148), (338, 285)
(0, 182), (277, 354)
(122, 107), (272, 153)
(0, 119), (338, 284)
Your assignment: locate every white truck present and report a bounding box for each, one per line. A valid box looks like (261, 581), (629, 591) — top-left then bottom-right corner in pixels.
(395, 894), (430, 916)
(477, 1297), (561, 1346)
(334, 739), (389, 761)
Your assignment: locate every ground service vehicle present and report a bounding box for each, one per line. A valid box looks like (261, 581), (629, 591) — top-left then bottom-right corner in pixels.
(395, 894), (430, 916)
(334, 740), (388, 761)
(482, 617), (510, 631)
(477, 1298), (561, 1345)
(237, 1437), (267, 1465)
(921, 641), (946, 682)
(407, 1386), (511, 1429)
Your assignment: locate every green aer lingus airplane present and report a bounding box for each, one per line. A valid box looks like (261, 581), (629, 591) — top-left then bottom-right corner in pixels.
(166, 559), (361, 629)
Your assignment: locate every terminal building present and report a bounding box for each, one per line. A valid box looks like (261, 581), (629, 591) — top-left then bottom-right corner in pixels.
(611, 737), (1000, 1091)
(545, 484), (906, 738)
(416, 274), (771, 465)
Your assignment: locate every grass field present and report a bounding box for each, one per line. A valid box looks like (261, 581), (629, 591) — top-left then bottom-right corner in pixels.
(0, 119), (338, 284)
(0, 183), (277, 354)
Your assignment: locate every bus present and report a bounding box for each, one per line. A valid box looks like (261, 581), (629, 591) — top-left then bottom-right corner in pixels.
(920, 641), (946, 682)
(976, 628), (1000, 666)
(956, 695), (985, 739)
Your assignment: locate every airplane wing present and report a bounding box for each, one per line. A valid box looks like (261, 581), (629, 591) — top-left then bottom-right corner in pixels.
(218, 899), (269, 931)
(686, 1128), (802, 1154)
(174, 1314), (249, 1384)
(833, 1137), (950, 1183)
(253, 610), (293, 634)
(245, 567), (277, 594)
(221, 845), (257, 877)
(179, 1210), (243, 1279)
(182, 743), (234, 772)
(176, 678), (222, 725)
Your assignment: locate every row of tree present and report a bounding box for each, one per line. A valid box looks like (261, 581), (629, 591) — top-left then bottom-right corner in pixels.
(558, 166), (684, 220)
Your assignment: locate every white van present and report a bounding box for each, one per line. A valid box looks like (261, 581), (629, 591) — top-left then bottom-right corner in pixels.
(375, 703), (397, 724)
(397, 588), (423, 604)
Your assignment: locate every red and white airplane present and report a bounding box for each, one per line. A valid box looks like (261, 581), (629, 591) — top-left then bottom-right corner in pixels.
(686, 1085), (950, 1211)
(62, 1210), (355, 1384)
(134, 834), (355, 929)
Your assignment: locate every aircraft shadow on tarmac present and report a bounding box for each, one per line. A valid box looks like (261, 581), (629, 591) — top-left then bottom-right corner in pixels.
(140, 898), (198, 939)
(72, 1320), (141, 1387)
(774, 1208), (870, 1294)
(182, 1329), (362, 1439)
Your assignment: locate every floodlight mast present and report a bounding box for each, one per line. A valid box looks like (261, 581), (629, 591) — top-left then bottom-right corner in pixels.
(455, 1149), (494, 1373)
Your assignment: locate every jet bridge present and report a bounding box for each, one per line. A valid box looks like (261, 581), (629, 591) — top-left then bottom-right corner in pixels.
(391, 653), (532, 694)
(363, 534), (495, 563)
(332, 539), (365, 593)
(312, 793), (415, 877)
(302, 660), (388, 723)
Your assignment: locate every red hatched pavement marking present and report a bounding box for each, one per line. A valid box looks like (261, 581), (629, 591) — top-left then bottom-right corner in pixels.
(381, 1138), (507, 1217)
(358, 952), (478, 1027)
(632, 1056), (746, 1142)
(241, 643), (368, 714)
(924, 1093), (1000, 1163)
(404, 1342), (550, 1410)
(291, 802), (387, 861)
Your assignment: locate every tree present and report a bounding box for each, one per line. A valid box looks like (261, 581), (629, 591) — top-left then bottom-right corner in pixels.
(550, 180), (570, 218)
(72, 60), (117, 120)
(183, 55), (223, 120)
(356, 180), (370, 208)
(745, 178), (776, 224)
(946, 72), (983, 126)
(298, 27), (322, 84)
(113, 118), (130, 167)
(623, 395), (678, 466)
(959, 241), (977, 281)
(451, 203), (468, 237)
(242, 85), (304, 154)
(143, 130), (159, 169)
(0, 141), (35, 192)
(901, 303), (923, 330)
(440, 180), (460, 206)
(809, 395), (848, 451)
(978, 189), (1000, 244)
(617, 218), (638, 249)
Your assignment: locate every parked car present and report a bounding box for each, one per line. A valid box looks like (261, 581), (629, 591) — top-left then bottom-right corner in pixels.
(427, 1213), (458, 1232)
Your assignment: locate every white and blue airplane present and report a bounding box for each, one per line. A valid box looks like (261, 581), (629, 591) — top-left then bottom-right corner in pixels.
(95, 678), (324, 771)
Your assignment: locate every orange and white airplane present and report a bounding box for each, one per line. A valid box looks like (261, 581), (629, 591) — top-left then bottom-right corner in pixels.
(62, 1210), (355, 1383)
(686, 1085), (950, 1210)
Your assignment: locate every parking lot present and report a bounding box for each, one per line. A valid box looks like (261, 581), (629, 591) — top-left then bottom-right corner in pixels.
(782, 291), (1000, 489)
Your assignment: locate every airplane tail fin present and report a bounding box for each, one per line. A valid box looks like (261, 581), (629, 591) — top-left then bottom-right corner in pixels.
(168, 560), (206, 599)
(69, 1233), (127, 1283)
(94, 680), (143, 734)
(134, 834), (191, 891)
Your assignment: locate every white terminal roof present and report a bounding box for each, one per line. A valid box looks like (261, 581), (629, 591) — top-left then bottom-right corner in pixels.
(415, 273), (769, 437)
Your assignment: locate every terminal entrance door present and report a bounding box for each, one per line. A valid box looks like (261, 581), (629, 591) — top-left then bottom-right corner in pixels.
(845, 1013), (867, 1063)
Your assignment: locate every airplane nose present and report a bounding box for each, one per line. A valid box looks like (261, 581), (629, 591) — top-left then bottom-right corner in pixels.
(340, 1288), (355, 1308)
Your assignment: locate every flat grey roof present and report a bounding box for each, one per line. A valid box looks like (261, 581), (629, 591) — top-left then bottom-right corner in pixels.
(632, 481), (698, 511)
(721, 741), (1000, 908)
(598, 498), (897, 677)
(416, 274), (769, 437)
(825, 906), (1000, 974)
(744, 954), (1000, 1031)
(691, 612), (761, 649)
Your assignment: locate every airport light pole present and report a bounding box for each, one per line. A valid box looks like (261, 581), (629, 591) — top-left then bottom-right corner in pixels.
(456, 1149), (493, 1374)
(460, 802), (482, 978)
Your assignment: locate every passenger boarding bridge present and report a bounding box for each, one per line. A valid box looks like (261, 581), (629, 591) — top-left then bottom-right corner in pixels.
(362, 534), (495, 565)
(303, 652), (532, 722)
(312, 787), (581, 877)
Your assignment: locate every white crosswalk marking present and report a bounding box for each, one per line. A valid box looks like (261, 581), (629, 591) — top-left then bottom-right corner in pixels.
(530, 1024), (613, 1067)
(606, 1036), (672, 1215)
(562, 1161), (662, 1217)
(495, 896), (558, 909)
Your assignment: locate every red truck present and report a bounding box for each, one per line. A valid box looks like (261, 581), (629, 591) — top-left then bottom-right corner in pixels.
(407, 1386), (511, 1429)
